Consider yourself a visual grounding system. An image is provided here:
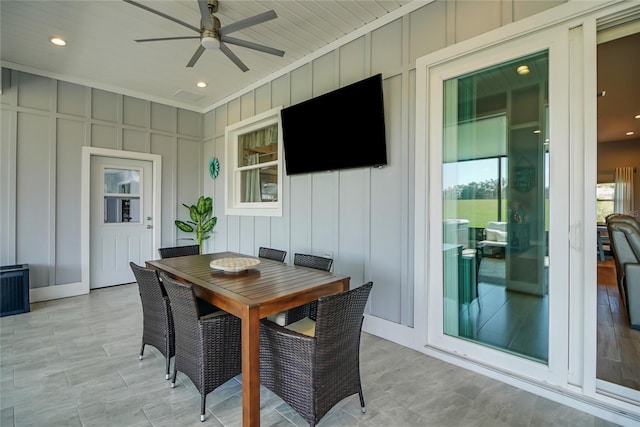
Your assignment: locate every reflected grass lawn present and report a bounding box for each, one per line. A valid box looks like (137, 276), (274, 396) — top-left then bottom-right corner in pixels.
(444, 199), (549, 230)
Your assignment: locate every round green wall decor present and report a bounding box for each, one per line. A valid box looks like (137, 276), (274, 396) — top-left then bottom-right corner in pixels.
(209, 157), (220, 179)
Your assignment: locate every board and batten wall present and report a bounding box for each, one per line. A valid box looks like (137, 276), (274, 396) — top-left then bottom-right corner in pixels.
(202, 0), (565, 326)
(0, 69), (204, 299)
(0, 0), (563, 320)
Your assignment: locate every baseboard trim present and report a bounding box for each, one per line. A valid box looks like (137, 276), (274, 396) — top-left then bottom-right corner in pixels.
(30, 281), (88, 302)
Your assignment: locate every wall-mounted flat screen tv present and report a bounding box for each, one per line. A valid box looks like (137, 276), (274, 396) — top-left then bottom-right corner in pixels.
(280, 74), (387, 175)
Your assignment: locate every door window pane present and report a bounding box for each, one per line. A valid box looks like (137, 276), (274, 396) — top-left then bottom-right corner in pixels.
(103, 168), (141, 223)
(442, 51), (549, 363)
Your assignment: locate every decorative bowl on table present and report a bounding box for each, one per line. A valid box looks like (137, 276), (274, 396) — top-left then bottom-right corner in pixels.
(209, 257), (261, 273)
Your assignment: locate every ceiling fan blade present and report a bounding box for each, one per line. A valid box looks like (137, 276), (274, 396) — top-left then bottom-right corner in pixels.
(123, 0), (201, 33)
(219, 43), (249, 72)
(186, 45), (207, 68)
(221, 36), (285, 57)
(136, 36), (201, 43)
(219, 10), (277, 36)
(197, 0), (213, 30)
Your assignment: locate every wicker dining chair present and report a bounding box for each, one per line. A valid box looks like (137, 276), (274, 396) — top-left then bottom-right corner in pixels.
(158, 244), (200, 259)
(158, 243), (222, 315)
(260, 281), (373, 427)
(285, 253), (334, 323)
(160, 273), (242, 422)
(129, 262), (174, 380)
(258, 246), (287, 262)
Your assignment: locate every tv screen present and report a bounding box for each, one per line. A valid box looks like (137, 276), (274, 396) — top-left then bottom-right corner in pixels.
(281, 74), (387, 175)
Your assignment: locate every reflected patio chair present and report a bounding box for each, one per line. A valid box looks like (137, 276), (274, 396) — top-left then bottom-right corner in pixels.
(158, 244), (199, 259)
(160, 273), (242, 422)
(260, 281), (373, 426)
(258, 246), (287, 262)
(129, 262), (174, 380)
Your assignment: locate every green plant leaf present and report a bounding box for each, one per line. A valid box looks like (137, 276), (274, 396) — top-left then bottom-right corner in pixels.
(189, 205), (199, 222)
(196, 196), (208, 216)
(202, 217), (217, 233)
(175, 220), (193, 233)
(203, 197), (213, 216)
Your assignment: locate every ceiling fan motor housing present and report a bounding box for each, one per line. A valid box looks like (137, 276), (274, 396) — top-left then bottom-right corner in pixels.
(201, 16), (221, 49)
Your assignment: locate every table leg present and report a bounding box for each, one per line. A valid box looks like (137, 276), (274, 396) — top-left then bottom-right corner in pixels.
(242, 306), (261, 427)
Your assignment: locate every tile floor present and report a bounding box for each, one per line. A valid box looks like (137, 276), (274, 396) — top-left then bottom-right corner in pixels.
(0, 283), (621, 426)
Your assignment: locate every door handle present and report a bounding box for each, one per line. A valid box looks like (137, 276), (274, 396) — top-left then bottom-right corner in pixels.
(147, 225), (153, 229)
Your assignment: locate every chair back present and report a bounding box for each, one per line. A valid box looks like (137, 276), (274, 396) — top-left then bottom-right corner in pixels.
(314, 281), (372, 418)
(258, 247), (287, 262)
(294, 253), (333, 271)
(160, 273), (202, 335)
(158, 244), (200, 259)
(129, 262), (169, 320)
(129, 262), (174, 362)
(315, 281), (372, 345)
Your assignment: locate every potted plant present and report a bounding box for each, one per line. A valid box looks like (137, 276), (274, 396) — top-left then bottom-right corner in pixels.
(175, 196), (217, 252)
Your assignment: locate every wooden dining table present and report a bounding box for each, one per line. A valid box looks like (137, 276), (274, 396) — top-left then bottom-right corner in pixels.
(146, 251), (350, 427)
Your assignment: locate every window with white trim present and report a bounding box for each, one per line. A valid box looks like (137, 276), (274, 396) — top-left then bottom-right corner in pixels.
(225, 107), (283, 217)
(596, 183), (615, 223)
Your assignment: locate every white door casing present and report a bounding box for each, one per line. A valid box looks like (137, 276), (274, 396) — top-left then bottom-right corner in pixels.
(81, 147), (161, 292)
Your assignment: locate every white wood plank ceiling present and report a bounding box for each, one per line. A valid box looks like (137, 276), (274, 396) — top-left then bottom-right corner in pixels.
(0, 0), (412, 112)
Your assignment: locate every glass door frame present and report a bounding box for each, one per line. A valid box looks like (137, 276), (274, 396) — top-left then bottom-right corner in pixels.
(417, 27), (571, 387)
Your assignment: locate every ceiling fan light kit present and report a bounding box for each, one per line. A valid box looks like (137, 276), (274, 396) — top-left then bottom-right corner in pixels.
(124, 0), (284, 72)
(201, 35), (220, 50)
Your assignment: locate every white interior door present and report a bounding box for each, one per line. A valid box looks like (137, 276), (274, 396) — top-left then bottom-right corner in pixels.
(90, 155), (153, 288)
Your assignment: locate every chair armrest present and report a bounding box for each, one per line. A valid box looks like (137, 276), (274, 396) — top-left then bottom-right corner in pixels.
(623, 264), (640, 329)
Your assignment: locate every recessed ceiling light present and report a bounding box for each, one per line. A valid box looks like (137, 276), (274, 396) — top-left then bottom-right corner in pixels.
(533, 129), (541, 134)
(516, 65), (529, 75)
(626, 131), (635, 136)
(50, 37), (66, 46)
(196, 81), (207, 88)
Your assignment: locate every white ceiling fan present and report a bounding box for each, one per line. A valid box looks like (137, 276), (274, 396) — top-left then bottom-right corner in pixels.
(124, 0), (285, 72)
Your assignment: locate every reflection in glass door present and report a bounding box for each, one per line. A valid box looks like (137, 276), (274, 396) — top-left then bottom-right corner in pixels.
(442, 51), (550, 363)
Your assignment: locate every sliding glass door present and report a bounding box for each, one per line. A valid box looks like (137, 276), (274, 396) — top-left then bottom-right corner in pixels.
(442, 51), (550, 362)
(424, 28), (570, 384)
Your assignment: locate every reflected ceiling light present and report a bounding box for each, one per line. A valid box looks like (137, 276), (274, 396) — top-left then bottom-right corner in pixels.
(533, 129), (541, 134)
(50, 37), (66, 46)
(635, 114), (640, 119)
(626, 131), (635, 136)
(516, 65), (530, 75)
(196, 81), (207, 88)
